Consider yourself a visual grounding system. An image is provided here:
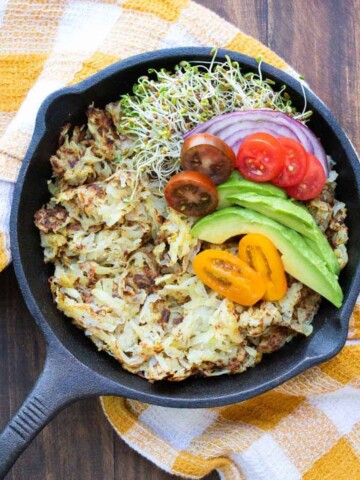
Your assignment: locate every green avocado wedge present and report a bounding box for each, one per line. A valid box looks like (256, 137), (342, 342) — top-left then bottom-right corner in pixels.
(217, 171), (287, 209)
(227, 193), (340, 276)
(191, 207), (343, 308)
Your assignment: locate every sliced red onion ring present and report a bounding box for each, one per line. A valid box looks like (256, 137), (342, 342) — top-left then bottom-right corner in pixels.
(183, 110), (329, 176)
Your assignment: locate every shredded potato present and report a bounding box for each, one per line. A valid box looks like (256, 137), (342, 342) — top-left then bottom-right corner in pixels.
(35, 66), (348, 382)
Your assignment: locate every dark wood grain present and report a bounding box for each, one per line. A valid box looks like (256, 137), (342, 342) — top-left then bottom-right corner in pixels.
(198, 0), (268, 44)
(1, 1), (359, 479)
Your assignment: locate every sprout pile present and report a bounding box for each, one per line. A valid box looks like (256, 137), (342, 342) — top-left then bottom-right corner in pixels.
(112, 55), (312, 193)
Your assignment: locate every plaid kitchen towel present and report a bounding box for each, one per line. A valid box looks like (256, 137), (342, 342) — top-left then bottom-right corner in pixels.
(0, 1), (359, 479)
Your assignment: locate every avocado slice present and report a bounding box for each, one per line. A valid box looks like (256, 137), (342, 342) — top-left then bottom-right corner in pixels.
(227, 193), (340, 276)
(217, 171), (287, 209)
(191, 207), (343, 308)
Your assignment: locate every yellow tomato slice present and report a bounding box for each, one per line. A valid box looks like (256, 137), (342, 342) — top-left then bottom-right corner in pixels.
(238, 234), (287, 301)
(193, 249), (266, 306)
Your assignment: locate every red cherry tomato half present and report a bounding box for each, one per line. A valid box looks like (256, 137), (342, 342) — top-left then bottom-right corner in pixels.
(164, 170), (218, 216)
(272, 137), (308, 188)
(285, 153), (326, 200)
(181, 133), (236, 185)
(236, 132), (286, 182)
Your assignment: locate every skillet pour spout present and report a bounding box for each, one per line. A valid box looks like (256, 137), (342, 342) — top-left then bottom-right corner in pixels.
(1, 47), (360, 477)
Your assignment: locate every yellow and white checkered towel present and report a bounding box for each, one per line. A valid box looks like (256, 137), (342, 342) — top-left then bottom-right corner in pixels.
(0, 1), (359, 479)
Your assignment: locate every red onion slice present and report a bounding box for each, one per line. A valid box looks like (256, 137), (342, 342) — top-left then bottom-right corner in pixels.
(183, 110), (329, 176)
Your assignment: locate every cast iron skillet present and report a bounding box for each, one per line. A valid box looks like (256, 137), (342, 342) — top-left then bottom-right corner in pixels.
(1, 47), (360, 478)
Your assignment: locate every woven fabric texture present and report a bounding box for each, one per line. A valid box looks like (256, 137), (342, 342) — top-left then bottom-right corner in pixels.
(0, 1), (359, 479)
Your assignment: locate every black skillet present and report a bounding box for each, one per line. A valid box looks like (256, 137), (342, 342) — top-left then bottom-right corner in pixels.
(1, 48), (360, 478)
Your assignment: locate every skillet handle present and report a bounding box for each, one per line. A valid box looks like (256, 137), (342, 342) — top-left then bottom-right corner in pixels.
(0, 345), (101, 479)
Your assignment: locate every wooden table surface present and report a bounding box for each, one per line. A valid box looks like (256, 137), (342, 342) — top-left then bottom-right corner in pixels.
(1, 1), (359, 479)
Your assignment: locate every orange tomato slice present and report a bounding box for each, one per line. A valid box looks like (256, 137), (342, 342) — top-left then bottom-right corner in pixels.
(238, 234), (287, 302)
(193, 249), (266, 306)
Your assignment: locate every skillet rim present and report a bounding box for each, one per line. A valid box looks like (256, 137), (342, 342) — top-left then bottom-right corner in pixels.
(10, 47), (360, 407)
